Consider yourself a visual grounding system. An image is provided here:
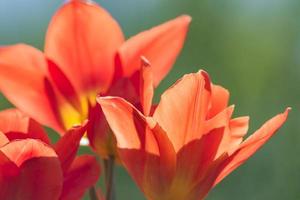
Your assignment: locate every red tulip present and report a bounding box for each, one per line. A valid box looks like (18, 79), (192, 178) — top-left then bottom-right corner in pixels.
(0, 109), (100, 200)
(98, 70), (289, 200)
(0, 0), (191, 158)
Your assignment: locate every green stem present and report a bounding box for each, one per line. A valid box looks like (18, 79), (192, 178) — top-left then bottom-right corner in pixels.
(104, 156), (116, 200)
(89, 186), (99, 200)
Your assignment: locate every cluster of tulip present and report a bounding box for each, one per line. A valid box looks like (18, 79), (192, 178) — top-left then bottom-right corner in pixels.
(0, 0), (289, 200)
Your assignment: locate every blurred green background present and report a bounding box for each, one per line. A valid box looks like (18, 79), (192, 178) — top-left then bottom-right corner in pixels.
(0, 0), (299, 199)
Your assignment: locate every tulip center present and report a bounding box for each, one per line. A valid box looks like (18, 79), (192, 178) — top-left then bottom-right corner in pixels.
(59, 94), (89, 130)
(59, 91), (98, 146)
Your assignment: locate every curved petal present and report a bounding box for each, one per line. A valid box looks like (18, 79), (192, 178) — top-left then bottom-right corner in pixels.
(98, 96), (176, 194)
(98, 96), (156, 151)
(117, 15), (191, 86)
(143, 123), (176, 198)
(203, 105), (234, 134)
(107, 77), (138, 105)
(188, 154), (227, 200)
(45, 0), (124, 94)
(0, 139), (57, 166)
(98, 95), (152, 186)
(214, 108), (290, 186)
(16, 157), (62, 200)
(0, 151), (19, 177)
(0, 44), (63, 132)
(137, 57), (154, 116)
(0, 139), (63, 200)
(153, 70), (212, 152)
(47, 59), (81, 111)
(54, 122), (88, 174)
(0, 109), (50, 144)
(60, 155), (101, 200)
(86, 104), (115, 159)
(225, 116), (249, 154)
(0, 132), (9, 147)
(207, 85), (230, 119)
(173, 127), (224, 195)
(124, 57), (154, 115)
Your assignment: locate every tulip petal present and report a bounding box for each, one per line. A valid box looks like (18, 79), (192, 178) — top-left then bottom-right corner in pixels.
(16, 158), (62, 200)
(175, 128), (224, 188)
(45, 0), (124, 94)
(190, 154), (228, 200)
(98, 95), (149, 185)
(98, 96), (176, 192)
(60, 155), (101, 200)
(128, 57), (154, 115)
(153, 71), (212, 152)
(204, 105), (234, 134)
(117, 15), (191, 86)
(214, 108), (290, 186)
(210, 116), (249, 159)
(0, 139), (63, 200)
(0, 151), (19, 177)
(0, 139), (57, 166)
(87, 104), (113, 159)
(0, 44), (63, 132)
(226, 116), (250, 154)
(207, 85), (230, 119)
(54, 122), (88, 174)
(142, 123), (176, 198)
(0, 132), (9, 147)
(106, 77), (138, 108)
(47, 59), (81, 111)
(0, 109), (50, 144)
(138, 58), (154, 116)
(98, 96), (157, 152)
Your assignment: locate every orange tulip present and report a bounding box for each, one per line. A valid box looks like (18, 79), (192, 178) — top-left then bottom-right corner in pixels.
(0, 109), (100, 200)
(0, 0), (191, 158)
(98, 70), (289, 200)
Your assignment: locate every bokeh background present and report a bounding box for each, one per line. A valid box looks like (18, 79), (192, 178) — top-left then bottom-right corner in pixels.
(0, 0), (299, 199)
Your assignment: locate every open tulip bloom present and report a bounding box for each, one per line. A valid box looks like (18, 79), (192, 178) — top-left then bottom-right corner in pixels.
(0, 109), (100, 200)
(0, 0), (190, 160)
(98, 70), (289, 200)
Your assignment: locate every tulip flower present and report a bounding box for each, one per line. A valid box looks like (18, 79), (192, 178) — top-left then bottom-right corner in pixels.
(0, 109), (101, 200)
(0, 0), (191, 159)
(98, 70), (289, 200)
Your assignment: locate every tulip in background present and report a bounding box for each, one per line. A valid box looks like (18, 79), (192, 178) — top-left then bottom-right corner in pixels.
(0, 0), (190, 161)
(98, 70), (289, 200)
(0, 109), (100, 200)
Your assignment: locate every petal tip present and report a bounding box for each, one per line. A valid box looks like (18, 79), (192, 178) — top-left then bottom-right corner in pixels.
(282, 107), (291, 118)
(244, 116), (250, 121)
(197, 69), (209, 77)
(198, 69), (212, 90)
(96, 96), (107, 104)
(65, 0), (95, 5)
(228, 104), (235, 114)
(71, 119), (89, 129)
(179, 14), (192, 24)
(140, 56), (151, 67)
(96, 96), (117, 108)
(82, 119), (89, 126)
(281, 107), (291, 118)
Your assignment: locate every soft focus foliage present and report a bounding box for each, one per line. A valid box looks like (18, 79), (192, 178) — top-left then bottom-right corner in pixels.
(0, 0), (298, 199)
